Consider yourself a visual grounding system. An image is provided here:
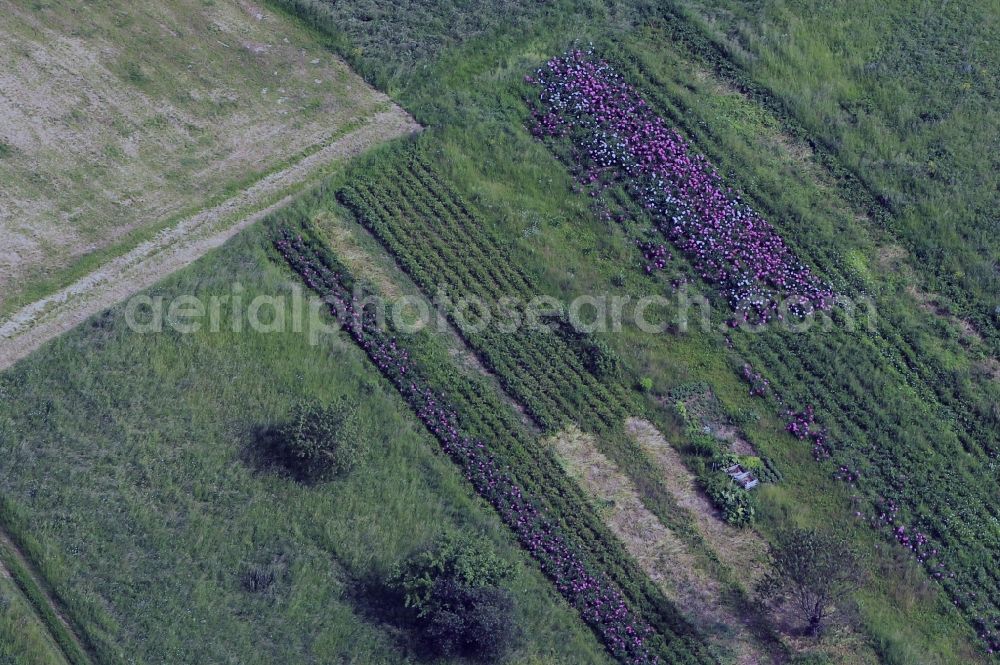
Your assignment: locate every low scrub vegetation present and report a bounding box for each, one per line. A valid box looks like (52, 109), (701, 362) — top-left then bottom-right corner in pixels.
(263, 398), (364, 482)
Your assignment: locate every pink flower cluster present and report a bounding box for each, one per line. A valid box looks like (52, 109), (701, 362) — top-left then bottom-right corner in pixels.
(741, 364), (769, 398)
(832, 464), (860, 484)
(785, 406), (831, 461)
(867, 499), (952, 571)
(637, 240), (670, 273)
(530, 49), (835, 325)
(275, 229), (659, 664)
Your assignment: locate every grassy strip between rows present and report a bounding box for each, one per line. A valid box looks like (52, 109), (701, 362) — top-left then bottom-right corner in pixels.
(0, 498), (95, 665)
(524, 44), (1000, 656)
(267, 201), (714, 664)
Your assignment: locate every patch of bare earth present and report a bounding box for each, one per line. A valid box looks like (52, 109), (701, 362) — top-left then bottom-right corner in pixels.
(546, 424), (771, 664)
(0, 108), (420, 370)
(314, 211), (404, 301)
(675, 389), (760, 457)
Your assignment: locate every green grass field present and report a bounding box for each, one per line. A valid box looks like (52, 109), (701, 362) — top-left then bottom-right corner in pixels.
(0, 224), (613, 664)
(2, 0), (997, 663)
(0, 571), (68, 665)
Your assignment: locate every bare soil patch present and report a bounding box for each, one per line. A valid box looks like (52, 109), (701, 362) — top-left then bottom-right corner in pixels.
(314, 212), (405, 301)
(674, 389), (760, 457)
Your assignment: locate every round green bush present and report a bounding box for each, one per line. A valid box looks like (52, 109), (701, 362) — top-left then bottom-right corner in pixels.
(271, 398), (362, 482)
(389, 533), (519, 662)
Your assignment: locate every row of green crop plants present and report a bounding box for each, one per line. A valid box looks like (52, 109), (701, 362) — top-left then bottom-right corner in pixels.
(336, 142), (777, 539)
(336, 145), (634, 435)
(269, 212), (714, 664)
(526, 46), (999, 657)
(607, 45), (1000, 636)
(605, 41), (999, 470)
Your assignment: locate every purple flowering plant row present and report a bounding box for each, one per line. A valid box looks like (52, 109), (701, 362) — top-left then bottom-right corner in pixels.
(528, 48), (835, 326)
(527, 48), (1000, 656)
(273, 225), (714, 665)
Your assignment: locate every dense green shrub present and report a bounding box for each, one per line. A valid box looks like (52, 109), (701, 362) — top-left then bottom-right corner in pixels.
(389, 534), (519, 661)
(789, 654), (834, 665)
(549, 316), (622, 380)
(421, 578), (518, 660)
(687, 432), (718, 457)
(390, 533), (514, 615)
(269, 398), (362, 482)
(700, 473), (755, 527)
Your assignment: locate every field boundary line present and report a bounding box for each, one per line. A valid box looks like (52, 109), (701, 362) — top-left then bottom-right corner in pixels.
(0, 525), (93, 665)
(0, 106), (419, 370)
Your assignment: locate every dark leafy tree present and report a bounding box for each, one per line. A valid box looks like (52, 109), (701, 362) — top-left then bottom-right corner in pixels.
(757, 528), (865, 636)
(423, 578), (517, 659)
